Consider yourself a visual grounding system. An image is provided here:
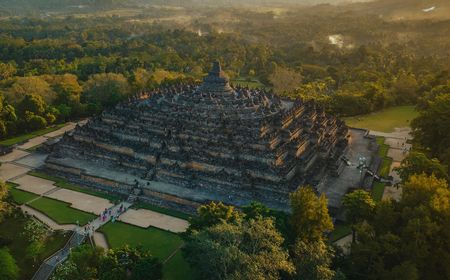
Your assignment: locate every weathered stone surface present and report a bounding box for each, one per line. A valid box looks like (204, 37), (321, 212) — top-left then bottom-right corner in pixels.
(45, 62), (349, 212)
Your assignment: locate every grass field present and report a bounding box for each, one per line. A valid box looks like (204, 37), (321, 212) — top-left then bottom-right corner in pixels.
(29, 171), (121, 203)
(7, 184), (39, 205)
(231, 78), (266, 89)
(99, 221), (194, 280)
(99, 222), (183, 259)
(371, 182), (386, 202)
(343, 106), (418, 132)
(0, 214), (69, 280)
(133, 202), (191, 221)
(0, 124), (66, 146)
(28, 197), (95, 225)
(163, 251), (196, 280)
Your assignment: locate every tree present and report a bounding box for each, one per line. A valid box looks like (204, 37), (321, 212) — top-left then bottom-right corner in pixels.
(289, 186), (333, 241)
(342, 190), (375, 243)
(25, 113), (47, 131)
(184, 217), (294, 280)
(189, 201), (242, 231)
(394, 152), (448, 182)
(343, 175), (450, 280)
(412, 93), (450, 166)
(5, 76), (55, 104)
(292, 239), (335, 280)
(82, 73), (130, 108)
(131, 256), (163, 280)
(48, 74), (82, 105)
(99, 246), (161, 280)
(18, 94), (46, 116)
(0, 248), (19, 280)
(0, 181), (10, 221)
(51, 245), (104, 280)
(268, 66), (302, 95)
(0, 62), (17, 80)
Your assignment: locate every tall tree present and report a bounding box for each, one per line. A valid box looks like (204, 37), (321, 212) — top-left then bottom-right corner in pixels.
(289, 186), (333, 241)
(292, 238), (335, 280)
(184, 217), (294, 280)
(412, 93), (450, 166)
(394, 152), (448, 182)
(342, 190), (375, 243)
(189, 201), (242, 231)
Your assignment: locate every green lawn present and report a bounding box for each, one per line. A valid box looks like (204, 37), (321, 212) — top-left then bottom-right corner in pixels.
(372, 182), (386, 202)
(7, 184), (39, 205)
(99, 222), (183, 259)
(0, 123), (67, 146)
(133, 202), (191, 221)
(329, 224), (352, 242)
(28, 171), (121, 203)
(99, 222), (194, 280)
(0, 214), (70, 280)
(343, 106), (418, 133)
(163, 251), (196, 280)
(28, 197), (95, 225)
(231, 78), (266, 89)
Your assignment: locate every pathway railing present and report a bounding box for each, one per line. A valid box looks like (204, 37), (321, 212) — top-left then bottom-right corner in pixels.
(31, 230), (85, 280)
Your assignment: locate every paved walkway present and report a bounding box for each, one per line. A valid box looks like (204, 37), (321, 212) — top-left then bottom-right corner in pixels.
(369, 128), (411, 201)
(93, 232), (109, 249)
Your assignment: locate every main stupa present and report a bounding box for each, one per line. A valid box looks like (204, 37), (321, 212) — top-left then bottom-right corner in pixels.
(45, 62), (349, 212)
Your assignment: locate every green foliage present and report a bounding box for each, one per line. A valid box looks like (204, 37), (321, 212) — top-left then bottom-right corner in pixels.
(51, 245), (104, 280)
(82, 73), (130, 108)
(0, 181), (9, 221)
(342, 190), (375, 243)
(292, 239), (336, 280)
(184, 217), (294, 280)
(412, 93), (450, 166)
(0, 248), (19, 280)
(189, 201), (242, 231)
(18, 94), (46, 115)
(343, 174), (450, 280)
(395, 152), (448, 182)
(289, 186), (334, 241)
(22, 219), (48, 243)
(99, 246), (162, 280)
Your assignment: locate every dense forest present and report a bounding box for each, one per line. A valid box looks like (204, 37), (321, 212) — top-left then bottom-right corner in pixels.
(1, 2), (450, 140)
(0, 1), (450, 280)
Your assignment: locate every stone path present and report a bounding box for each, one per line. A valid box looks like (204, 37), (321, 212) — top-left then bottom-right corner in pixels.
(46, 188), (114, 215)
(369, 127), (412, 201)
(118, 208), (189, 233)
(13, 175), (56, 195)
(93, 232), (109, 249)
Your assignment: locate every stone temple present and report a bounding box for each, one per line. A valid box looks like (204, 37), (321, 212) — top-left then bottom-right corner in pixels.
(45, 62), (349, 213)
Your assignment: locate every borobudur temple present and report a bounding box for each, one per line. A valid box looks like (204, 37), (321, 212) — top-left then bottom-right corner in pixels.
(45, 62), (349, 212)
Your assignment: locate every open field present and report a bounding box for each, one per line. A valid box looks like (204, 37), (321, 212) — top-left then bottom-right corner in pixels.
(0, 124), (66, 146)
(231, 78), (266, 89)
(7, 183), (39, 205)
(28, 197), (95, 225)
(0, 214), (69, 280)
(99, 221), (183, 259)
(344, 106), (418, 132)
(99, 221), (194, 280)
